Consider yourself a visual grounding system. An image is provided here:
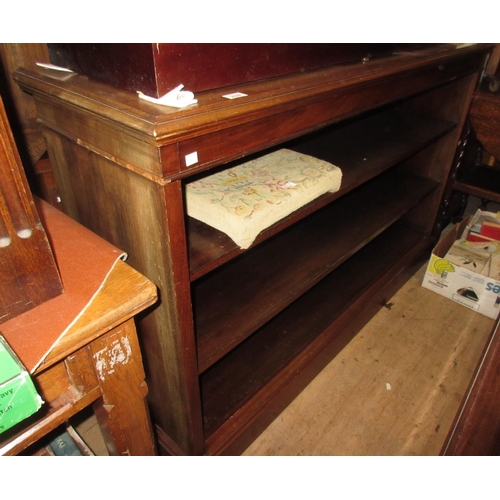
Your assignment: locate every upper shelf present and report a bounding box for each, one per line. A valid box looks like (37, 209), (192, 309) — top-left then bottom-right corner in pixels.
(187, 108), (456, 281)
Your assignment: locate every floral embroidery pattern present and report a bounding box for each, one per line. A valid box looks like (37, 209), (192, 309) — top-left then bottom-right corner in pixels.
(186, 148), (342, 248)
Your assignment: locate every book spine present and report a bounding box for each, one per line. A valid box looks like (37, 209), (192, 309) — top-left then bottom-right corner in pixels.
(48, 428), (83, 456)
(66, 425), (94, 456)
(481, 221), (500, 240)
(467, 232), (497, 243)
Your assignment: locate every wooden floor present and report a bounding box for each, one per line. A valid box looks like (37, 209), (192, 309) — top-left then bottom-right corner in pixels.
(242, 198), (499, 456)
(74, 198), (498, 456)
(242, 260), (493, 455)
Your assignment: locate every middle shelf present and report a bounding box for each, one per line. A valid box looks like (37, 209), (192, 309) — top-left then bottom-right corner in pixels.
(193, 168), (438, 373)
(186, 108), (455, 281)
(200, 220), (431, 438)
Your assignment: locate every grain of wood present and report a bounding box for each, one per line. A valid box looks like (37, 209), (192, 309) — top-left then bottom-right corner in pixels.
(242, 263), (493, 456)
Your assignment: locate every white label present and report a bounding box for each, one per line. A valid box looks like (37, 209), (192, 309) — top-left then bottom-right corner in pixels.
(222, 92), (248, 100)
(185, 151), (199, 167)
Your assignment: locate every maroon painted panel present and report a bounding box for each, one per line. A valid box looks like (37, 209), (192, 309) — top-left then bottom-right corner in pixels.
(48, 43), (434, 97)
(48, 43), (158, 96)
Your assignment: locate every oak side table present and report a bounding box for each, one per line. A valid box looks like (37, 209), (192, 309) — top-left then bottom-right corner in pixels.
(0, 257), (158, 456)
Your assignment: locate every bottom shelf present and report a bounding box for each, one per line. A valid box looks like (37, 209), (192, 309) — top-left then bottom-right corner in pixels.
(201, 221), (433, 445)
(0, 385), (100, 456)
(23, 406), (110, 456)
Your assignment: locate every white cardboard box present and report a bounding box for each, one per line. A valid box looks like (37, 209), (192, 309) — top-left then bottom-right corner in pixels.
(422, 217), (500, 320)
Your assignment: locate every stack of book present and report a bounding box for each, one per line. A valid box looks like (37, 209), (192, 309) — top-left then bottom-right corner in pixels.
(34, 425), (94, 456)
(444, 210), (500, 281)
(467, 211), (500, 243)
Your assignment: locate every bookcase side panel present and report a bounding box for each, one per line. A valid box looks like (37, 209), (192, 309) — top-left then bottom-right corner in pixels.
(40, 126), (205, 455)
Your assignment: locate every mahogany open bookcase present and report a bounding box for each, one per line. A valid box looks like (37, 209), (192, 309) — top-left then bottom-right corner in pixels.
(14, 44), (492, 455)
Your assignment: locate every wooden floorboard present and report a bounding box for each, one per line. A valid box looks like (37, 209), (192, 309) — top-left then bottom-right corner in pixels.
(242, 261), (494, 456)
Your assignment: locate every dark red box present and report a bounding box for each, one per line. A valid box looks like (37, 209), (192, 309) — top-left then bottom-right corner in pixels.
(47, 43), (432, 98)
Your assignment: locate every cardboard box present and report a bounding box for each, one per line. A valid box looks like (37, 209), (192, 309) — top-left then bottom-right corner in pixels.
(422, 217), (500, 319)
(0, 334), (43, 434)
(423, 215), (500, 319)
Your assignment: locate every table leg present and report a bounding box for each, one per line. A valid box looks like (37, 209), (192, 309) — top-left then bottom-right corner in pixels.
(89, 320), (156, 456)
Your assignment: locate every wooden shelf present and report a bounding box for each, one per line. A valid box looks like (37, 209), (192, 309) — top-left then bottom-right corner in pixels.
(15, 44), (491, 455)
(194, 169), (438, 373)
(1, 386), (100, 456)
(187, 109), (455, 280)
(201, 222), (430, 441)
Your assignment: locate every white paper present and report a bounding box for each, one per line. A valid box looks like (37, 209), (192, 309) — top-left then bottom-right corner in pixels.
(137, 84), (197, 108)
(36, 62), (75, 73)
